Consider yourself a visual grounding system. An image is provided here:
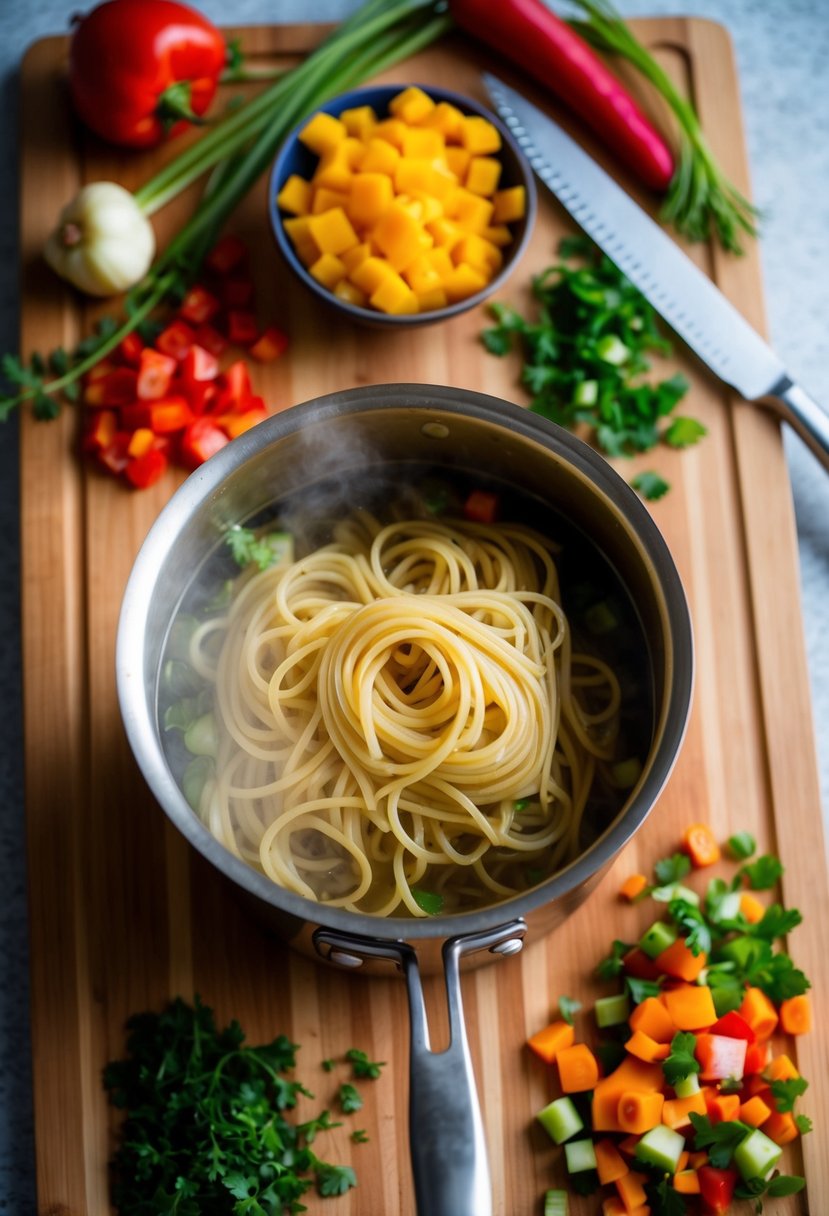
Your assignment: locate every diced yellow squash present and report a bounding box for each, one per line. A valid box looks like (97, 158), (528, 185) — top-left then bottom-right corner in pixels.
(308, 207), (359, 256)
(359, 137), (401, 175)
(309, 252), (347, 290)
(492, 185), (527, 224)
(426, 216), (464, 250)
(311, 187), (351, 215)
(348, 173), (395, 228)
(340, 104), (377, 141)
(445, 188), (494, 233)
(452, 233), (503, 276)
(283, 216), (319, 267)
(312, 146), (356, 193)
(422, 101), (465, 142)
(299, 111), (347, 155)
(465, 156), (502, 197)
(389, 85), (435, 125)
(444, 145), (472, 180)
(340, 241), (372, 274)
(401, 126), (445, 160)
(372, 203), (425, 271)
(482, 224), (513, 247)
(276, 174), (312, 215)
(402, 254), (443, 295)
(459, 115), (502, 155)
(349, 255), (398, 295)
(443, 261), (488, 302)
(372, 118), (408, 150)
(334, 279), (369, 308)
(370, 272), (419, 315)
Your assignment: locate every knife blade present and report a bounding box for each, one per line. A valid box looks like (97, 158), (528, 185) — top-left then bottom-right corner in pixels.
(482, 73), (829, 470)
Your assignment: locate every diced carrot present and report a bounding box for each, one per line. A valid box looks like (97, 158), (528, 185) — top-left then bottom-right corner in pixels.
(616, 1170), (648, 1210)
(740, 1094), (773, 1126)
(676, 1150), (689, 1172)
(625, 1030), (670, 1063)
(688, 1150), (708, 1169)
(526, 1019), (574, 1065)
(739, 987), (779, 1040)
(743, 1041), (770, 1076)
(595, 1138), (629, 1184)
(741, 1075), (772, 1101)
(662, 1091), (707, 1129)
(592, 1056), (664, 1132)
(680, 823), (721, 868)
(601, 1200), (629, 1216)
(655, 937), (707, 983)
(739, 892), (765, 923)
(763, 1110), (799, 1145)
(780, 994), (812, 1035)
(673, 1169), (701, 1195)
(618, 1134), (641, 1157)
(766, 1053), (799, 1082)
(662, 984), (717, 1030)
(619, 873), (648, 901)
(557, 1042), (599, 1092)
(705, 1091), (741, 1124)
(629, 996), (677, 1043)
(617, 1090), (664, 1134)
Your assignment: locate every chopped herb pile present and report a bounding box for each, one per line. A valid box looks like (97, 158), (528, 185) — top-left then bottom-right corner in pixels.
(103, 996), (358, 1215)
(482, 235), (706, 498)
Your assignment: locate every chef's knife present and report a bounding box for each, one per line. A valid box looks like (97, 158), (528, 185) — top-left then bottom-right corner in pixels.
(482, 74), (829, 471)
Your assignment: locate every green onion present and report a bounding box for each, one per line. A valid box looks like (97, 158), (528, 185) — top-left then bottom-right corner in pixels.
(544, 1190), (569, 1216)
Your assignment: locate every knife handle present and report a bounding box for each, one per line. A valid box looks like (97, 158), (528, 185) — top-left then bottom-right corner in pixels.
(766, 378), (829, 471)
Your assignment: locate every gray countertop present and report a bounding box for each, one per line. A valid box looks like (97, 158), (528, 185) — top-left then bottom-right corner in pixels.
(1, 0), (826, 1207)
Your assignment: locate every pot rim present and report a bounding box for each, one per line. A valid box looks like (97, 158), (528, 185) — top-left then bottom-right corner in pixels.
(116, 383), (693, 940)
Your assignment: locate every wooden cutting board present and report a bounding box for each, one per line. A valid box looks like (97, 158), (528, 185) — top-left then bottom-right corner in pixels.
(18, 20), (828, 1214)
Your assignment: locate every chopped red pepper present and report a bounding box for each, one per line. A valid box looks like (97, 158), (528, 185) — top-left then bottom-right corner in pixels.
(205, 234), (248, 275)
(136, 348), (177, 400)
(710, 1011), (756, 1043)
(95, 368), (139, 407)
(97, 432), (133, 476)
(221, 277), (255, 309)
(118, 332), (145, 366)
(249, 325), (289, 363)
(219, 402), (268, 439)
(178, 284), (221, 325)
(226, 311), (259, 346)
(697, 1165), (738, 1214)
(213, 360), (253, 412)
(179, 417), (230, 469)
(193, 323), (228, 358)
(125, 447), (169, 489)
(83, 409), (118, 453)
(463, 490), (499, 524)
(181, 344), (220, 385)
(155, 319), (196, 362)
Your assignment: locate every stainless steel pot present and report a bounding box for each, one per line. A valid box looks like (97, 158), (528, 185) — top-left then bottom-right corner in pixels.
(116, 384), (693, 1216)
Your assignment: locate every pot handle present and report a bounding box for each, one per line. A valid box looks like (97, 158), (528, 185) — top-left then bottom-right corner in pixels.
(314, 919), (527, 1216)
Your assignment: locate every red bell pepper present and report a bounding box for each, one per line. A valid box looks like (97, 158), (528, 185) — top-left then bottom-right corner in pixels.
(125, 447), (169, 489)
(249, 325), (289, 363)
(463, 490), (499, 524)
(118, 332), (145, 366)
(193, 323), (228, 358)
(205, 234), (248, 275)
(181, 344), (220, 386)
(179, 417), (230, 469)
(448, 0), (674, 192)
(156, 319), (196, 362)
(710, 1011), (756, 1043)
(697, 1165), (738, 1214)
(226, 311), (259, 346)
(136, 348), (177, 400)
(178, 284), (221, 325)
(68, 0), (227, 149)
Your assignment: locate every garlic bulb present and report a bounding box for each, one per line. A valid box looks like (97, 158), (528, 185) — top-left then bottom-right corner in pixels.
(43, 182), (156, 297)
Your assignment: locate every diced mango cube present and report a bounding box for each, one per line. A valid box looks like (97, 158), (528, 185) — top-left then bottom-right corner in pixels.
(349, 256), (397, 295)
(372, 203), (425, 271)
(308, 207), (359, 256)
(401, 126), (445, 160)
(309, 252), (347, 289)
(492, 185), (527, 224)
(348, 173), (395, 228)
(444, 145), (472, 180)
(443, 261), (488, 302)
(277, 174), (312, 215)
(415, 286), (449, 312)
(283, 215), (319, 267)
(311, 187), (351, 215)
(299, 111), (347, 155)
(340, 241), (372, 275)
(445, 188), (494, 233)
(340, 104), (377, 141)
(452, 233), (503, 276)
(465, 156), (502, 197)
(426, 216), (464, 250)
(313, 146), (356, 193)
(359, 137), (401, 175)
(459, 115), (502, 155)
(334, 279), (369, 308)
(402, 254), (443, 295)
(482, 224), (513, 247)
(423, 101), (465, 142)
(426, 246), (454, 281)
(413, 194), (444, 224)
(389, 85), (435, 125)
(372, 118), (408, 150)
(370, 272), (419, 315)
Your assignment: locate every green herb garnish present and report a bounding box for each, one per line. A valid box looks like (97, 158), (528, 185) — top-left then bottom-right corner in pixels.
(662, 1031), (701, 1087)
(345, 1048), (385, 1080)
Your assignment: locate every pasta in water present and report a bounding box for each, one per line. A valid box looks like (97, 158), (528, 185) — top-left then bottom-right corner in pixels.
(184, 510), (624, 917)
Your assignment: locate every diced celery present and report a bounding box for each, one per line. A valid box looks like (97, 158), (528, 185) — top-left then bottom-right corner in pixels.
(610, 757), (643, 789)
(544, 1191), (568, 1216)
(564, 1138), (597, 1173)
(595, 992), (631, 1028)
(733, 1128), (782, 1182)
(536, 1096), (584, 1145)
(184, 712), (219, 757)
(674, 1072), (701, 1098)
(715, 891), (743, 921)
(639, 920), (678, 959)
(651, 882), (700, 907)
(634, 1124), (685, 1173)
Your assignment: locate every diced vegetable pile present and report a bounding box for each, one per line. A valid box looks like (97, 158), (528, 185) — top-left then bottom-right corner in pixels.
(529, 824), (811, 1213)
(81, 236), (288, 487)
(277, 85), (526, 315)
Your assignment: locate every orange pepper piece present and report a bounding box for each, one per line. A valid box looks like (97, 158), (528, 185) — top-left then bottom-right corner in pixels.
(618, 873), (648, 901)
(681, 822), (721, 867)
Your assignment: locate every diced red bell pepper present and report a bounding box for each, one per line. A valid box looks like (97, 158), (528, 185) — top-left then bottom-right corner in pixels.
(155, 318), (196, 361)
(205, 234), (248, 275)
(178, 284), (221, 325)
(179, 417), (230, 468)
(698, 1166), (738, 1214)
(743, 1040), (770, 1076)
(137, 348), (177, 400)
(226, 310), (259, 346)
(463, 489), (499, 524)
(222, 277), (255, 309)
(149, 397), (194, 434)
(83, 408), (118, 453)
(85, 358), (118, 384)
(711, 1011), (756, 1043)
(97, 432), (132, 475)
(97, 368), (139, 407)
(125, 447), (169, 489)
(219, 402), (268, 439)
(696, 1033), (748, 1082)
(193, 322), (228, 358)
(249, 325), (289, 363)
(127, 427), (156, 458)
(622, 948), (663, 981)
(212, 359), (253, 413)
(118, 332), (145, 366)
(180, 344), (220, 386)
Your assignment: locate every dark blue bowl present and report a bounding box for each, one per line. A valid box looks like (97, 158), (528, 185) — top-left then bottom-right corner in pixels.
(267, 83), (537, 329)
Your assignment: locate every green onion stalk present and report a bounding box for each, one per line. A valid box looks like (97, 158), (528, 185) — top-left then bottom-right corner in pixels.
(566, 0), (760, 253)
(3, 0), (451, 420)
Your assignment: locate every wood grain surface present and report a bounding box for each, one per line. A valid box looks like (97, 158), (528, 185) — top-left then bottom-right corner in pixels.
(18, 20), (828, 1215)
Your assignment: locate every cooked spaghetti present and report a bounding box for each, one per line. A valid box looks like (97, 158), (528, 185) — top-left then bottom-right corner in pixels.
(186, 512), (623, 916)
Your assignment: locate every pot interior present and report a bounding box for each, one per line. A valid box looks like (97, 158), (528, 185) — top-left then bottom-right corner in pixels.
(118, 385), (692, 941)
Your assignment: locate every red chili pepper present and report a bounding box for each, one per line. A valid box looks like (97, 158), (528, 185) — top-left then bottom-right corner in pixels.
(697, 1165), (738, 1214)
(448, 0), (674, 192)
(118, 332), (145, 366)
(68, 0), (227, 149)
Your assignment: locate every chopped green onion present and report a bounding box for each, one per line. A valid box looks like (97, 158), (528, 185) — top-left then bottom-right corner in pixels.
(543, 1190), (568, 1216)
